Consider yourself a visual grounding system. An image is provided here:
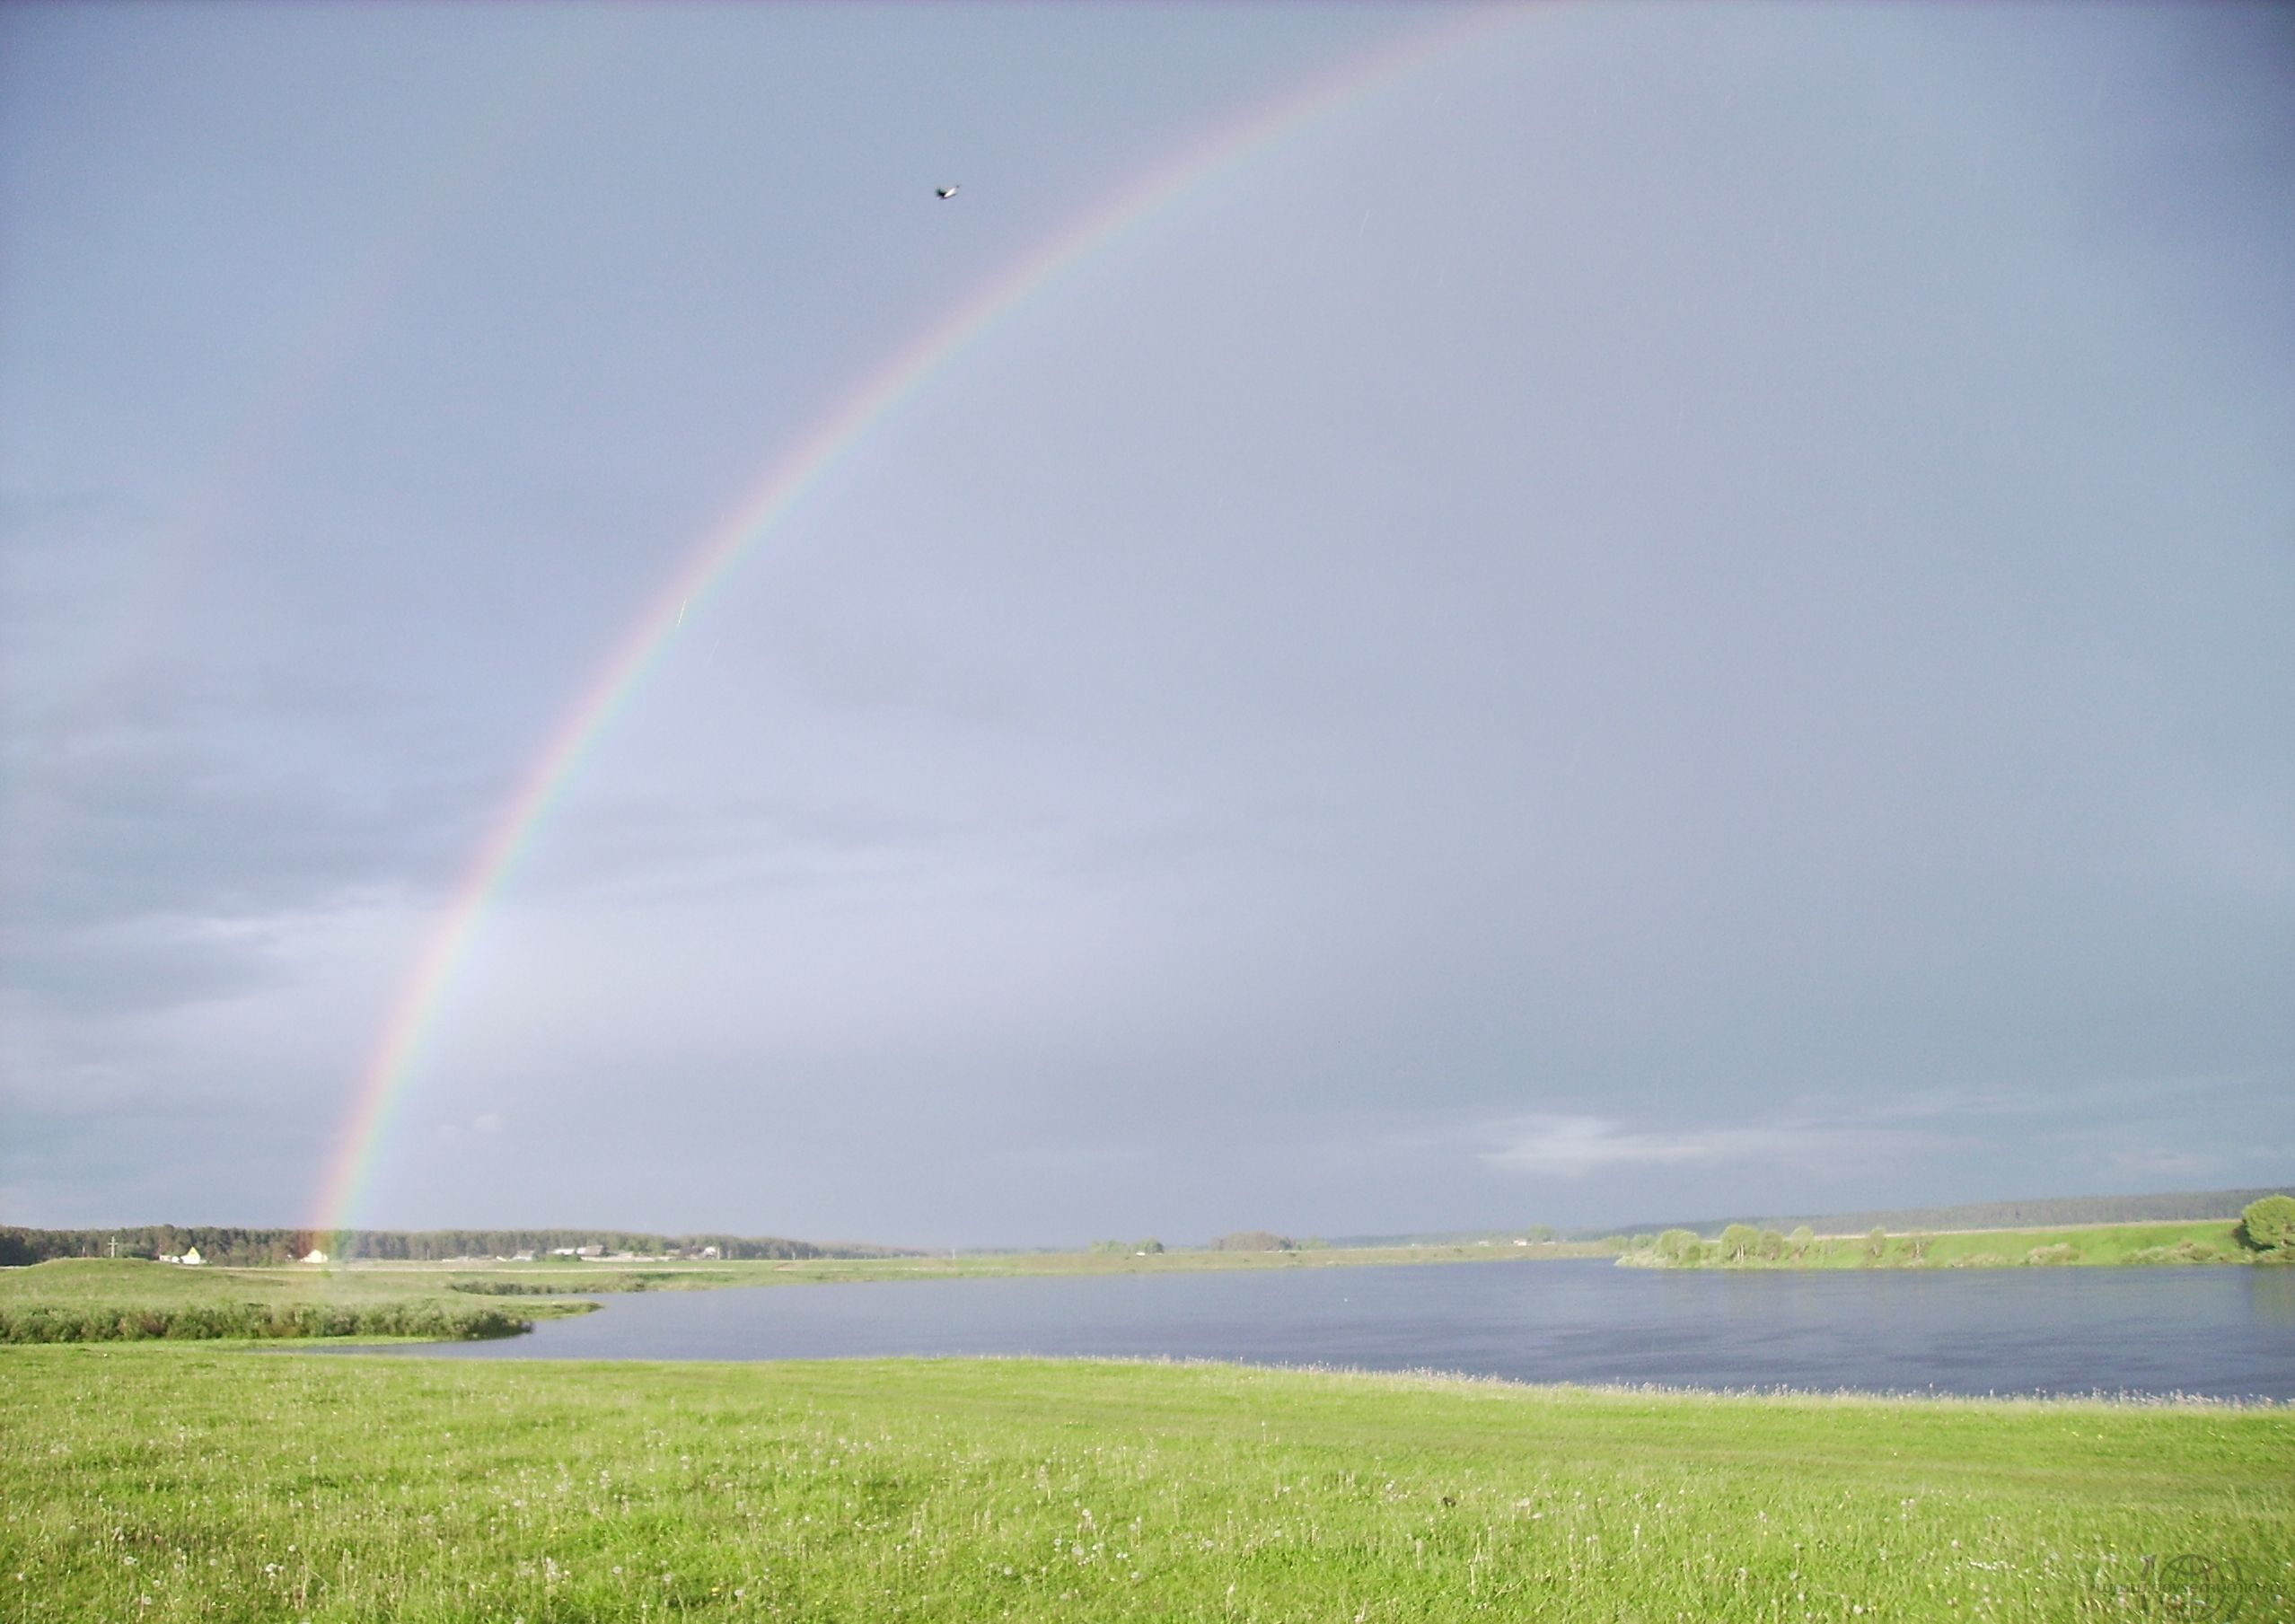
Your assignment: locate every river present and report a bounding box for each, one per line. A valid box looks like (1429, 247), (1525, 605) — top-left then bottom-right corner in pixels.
(362, 1259), (2295, 1399)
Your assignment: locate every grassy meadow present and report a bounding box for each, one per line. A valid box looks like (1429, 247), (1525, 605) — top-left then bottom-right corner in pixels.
(3, 1345), (2289, 1622)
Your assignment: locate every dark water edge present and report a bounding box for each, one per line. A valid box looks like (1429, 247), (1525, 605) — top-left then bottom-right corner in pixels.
(333, 1260), (2295, 1400)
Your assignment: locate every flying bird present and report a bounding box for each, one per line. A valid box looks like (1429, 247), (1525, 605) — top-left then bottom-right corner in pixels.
(936, 184), (960, 199)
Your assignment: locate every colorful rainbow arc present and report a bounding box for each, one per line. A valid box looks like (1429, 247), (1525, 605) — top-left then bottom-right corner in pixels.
(309, 6), (1531, 1237)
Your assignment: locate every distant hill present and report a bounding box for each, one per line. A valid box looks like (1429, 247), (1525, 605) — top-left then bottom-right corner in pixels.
(1574, 1187), (2295, 1242)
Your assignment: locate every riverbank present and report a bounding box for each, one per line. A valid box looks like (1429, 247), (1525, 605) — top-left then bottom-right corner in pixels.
(3, 1344), (2286, 1621)
(1615, 1218), (2285, 1270)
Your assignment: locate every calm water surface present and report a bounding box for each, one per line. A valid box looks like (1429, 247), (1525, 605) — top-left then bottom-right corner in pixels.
(370, 1260), (2295, 1398)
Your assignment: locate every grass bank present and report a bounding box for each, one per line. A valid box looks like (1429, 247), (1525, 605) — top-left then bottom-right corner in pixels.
(1620, 1219), (2273, 1269)
(0, 1260), (572, 1343)
(2, 1347), (2287, 1621)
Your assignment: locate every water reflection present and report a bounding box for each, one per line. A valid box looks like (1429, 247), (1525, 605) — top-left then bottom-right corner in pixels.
(2251, 1268), (2295, 1328)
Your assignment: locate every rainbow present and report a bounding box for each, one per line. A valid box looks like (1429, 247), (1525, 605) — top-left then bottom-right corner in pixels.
(309, 5), (1534, 1236)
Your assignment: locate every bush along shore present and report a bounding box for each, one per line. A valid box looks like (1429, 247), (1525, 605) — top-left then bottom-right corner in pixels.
(1616, 1201), (2295, 1270)
(0, 1299), (531, 1344)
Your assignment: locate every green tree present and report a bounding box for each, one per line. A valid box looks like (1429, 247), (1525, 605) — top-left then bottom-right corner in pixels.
(1866, 1226), (1889, 1260)
(1719, 1224), (1761, 1262)
(2238, 1196), (2295, 1252)
(1757, 1228), (1785, 1260)
(1788, 1225), (1816, 1258)
(1136, 1239), (1165, 1254)
(1656, 1228), (1701, 1263)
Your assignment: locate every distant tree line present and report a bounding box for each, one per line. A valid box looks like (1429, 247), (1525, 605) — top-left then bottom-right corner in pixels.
(1208, 1231), (1294, 1252)
(0, 1226), (914, 1268)
(1589, 1187), (2295, 1243)
(1637, 1225), (1826, 1266)
(1627, 1206), (2295, 1269)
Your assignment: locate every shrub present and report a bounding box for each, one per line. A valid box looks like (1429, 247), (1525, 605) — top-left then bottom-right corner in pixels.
(1656, 1229), (1701, 1263)
(1209, 1231), (1293, 1253)
(2237, 1196), (2295, 1253)
(2024, 1243), (2077, 1266)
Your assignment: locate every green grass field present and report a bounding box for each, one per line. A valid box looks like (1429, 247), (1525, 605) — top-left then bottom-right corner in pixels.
(1, 1346), (2286, 1621)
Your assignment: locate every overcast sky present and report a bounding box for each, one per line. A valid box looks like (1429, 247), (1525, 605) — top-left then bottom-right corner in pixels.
(3, 3), (2290, 1247)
